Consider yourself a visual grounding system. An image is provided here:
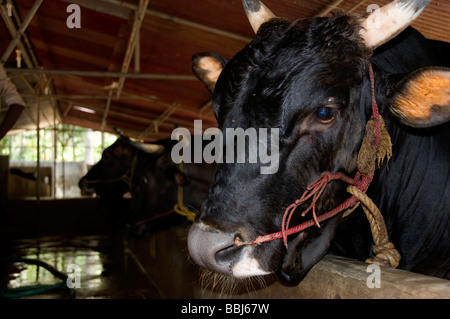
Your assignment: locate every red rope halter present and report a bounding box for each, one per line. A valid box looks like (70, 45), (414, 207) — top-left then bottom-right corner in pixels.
(243, 61), (381, 249)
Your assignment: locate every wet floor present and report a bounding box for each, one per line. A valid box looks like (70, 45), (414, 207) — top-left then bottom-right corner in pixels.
(0, 198), (268, 300)
(0, 233), (166, 299)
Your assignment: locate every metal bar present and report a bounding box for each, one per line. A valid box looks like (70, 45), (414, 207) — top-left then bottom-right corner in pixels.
(60, 0), (132, 20)
(4, 68), (197, 80)
(49, 92), (212, 119)
(199, 100), (212, 115)
(36, 96), (40, 202)
(101, 89), (114, 132)
(2, 1), (63, 123)
(11, 2), (40, 68)
(0, 6), (33, 68)
(316, 0), (344, 17)
(52, 109), (57, 198)
(99, 0), (252, 43)
(139, 103), (179, 138)
(58, 99), (212, 129)
(63, 102), (74, 120)
(116, 0), (149, 97)
(348, 0), (368, 13)
(1, 0), (44, 64)
(135, 26), (140, 73)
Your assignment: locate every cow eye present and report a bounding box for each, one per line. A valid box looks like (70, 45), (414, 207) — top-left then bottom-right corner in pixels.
(315, 106), (338, 124)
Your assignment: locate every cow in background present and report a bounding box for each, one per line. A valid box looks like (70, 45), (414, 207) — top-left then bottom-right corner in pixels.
(187, 0), (450, 285)
(79, 133), (215, 236)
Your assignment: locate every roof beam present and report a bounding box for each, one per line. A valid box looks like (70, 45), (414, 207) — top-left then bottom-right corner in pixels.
(59, 0), (132, 20)
(347, 0), (369, 13)
(316, 0), (344, 17)
(98, 0), (252, 43)
(116, 0), (150, 97)
(139, 103), (180, 138)
(5, 68), (197, 80)
(101, 87), (115, 132)
(1, 0), (43, 64)
(1, 1), (62, 124)
(20, 75), (213, 119)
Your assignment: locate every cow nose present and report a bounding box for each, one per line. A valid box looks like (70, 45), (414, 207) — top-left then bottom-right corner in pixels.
(79, 178), (88, 190)
(79, 178), (95, 195)
(188, 223), (244, 275)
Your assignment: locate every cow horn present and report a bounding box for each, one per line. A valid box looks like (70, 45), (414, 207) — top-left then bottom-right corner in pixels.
(242, 0), (276, 33)
(133, 142), (165, 154)
(123, 137), (165, 154)
(360, 0), (431, 49)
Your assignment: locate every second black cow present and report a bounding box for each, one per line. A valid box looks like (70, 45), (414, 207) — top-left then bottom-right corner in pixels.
(79, 134), (215, 235)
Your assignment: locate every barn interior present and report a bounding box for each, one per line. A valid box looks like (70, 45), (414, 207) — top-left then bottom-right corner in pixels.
(0, 0), (449, 300)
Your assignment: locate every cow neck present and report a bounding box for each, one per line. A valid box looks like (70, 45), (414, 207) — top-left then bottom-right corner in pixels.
(241, 61), (387, 249)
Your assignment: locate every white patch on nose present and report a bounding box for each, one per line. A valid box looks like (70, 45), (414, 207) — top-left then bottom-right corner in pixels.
(231, 247), (271, 278)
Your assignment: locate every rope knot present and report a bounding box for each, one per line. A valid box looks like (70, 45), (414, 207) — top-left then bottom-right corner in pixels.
(366, 242), (401, 268)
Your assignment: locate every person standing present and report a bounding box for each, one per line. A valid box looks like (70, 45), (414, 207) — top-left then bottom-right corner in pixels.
(0, 65), (25, 140)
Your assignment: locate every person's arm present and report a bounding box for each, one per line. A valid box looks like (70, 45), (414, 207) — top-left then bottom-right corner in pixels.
(0, 103), (24, 139)
(0, 66), (25, 140)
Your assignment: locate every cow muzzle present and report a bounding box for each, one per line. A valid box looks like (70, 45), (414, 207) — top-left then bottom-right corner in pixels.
(78, 178), (96, 195)
(187, 222), (271, 278)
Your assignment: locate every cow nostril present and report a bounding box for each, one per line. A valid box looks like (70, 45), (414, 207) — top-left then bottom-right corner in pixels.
(215, 244), (244, 265)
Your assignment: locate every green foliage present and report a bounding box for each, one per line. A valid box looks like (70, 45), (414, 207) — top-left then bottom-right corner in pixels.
(0, 124), (116, 163)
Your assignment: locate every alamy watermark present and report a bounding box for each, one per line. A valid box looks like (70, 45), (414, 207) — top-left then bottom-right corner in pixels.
(171, 120), (279, 174)
(366, 264), (381, 288)
(66, 4), (81, 29)
(66, 264), (81, 289)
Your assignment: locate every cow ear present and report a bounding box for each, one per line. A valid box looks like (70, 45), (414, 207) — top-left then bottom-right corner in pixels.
(192, 53), (228, 93)
(389, 67), (450, 128)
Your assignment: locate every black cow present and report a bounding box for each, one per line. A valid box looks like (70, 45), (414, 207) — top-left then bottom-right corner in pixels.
(78, 134), (215, 235)
(188, 0), (450, 285)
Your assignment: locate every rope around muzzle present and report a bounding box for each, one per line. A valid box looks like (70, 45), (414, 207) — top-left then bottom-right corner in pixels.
(237, 62), (401, 269)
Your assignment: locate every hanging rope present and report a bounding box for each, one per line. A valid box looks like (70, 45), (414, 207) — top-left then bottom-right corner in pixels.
(135, 160), (197, 225)
(346, 185), (400, 268)
(173, 160), (197, 222)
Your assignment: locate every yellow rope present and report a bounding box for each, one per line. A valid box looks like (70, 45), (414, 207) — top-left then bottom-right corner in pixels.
(342, 114), (400, 269)
(173, 160), (196, 222)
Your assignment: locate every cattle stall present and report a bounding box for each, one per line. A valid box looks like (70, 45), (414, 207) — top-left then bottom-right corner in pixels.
(1, 0), (449, 303)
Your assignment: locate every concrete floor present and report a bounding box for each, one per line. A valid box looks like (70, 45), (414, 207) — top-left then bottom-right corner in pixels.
(0, 198), (194, 299)
(0, 233), (166, 299)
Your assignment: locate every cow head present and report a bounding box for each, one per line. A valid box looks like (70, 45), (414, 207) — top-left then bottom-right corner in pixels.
(78, 135), (167, 198)
(188, 0), (450, 286)
(78, 134), (192, 233)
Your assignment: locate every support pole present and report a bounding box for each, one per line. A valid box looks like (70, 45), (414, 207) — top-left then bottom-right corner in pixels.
(101, 88), (114, 150)
(36, 95), (40, 202)
(135, 27), (140, 73)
